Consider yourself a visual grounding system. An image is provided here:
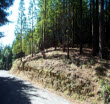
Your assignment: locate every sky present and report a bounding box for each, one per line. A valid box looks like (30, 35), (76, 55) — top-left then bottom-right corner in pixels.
(0, 0), (30, 47)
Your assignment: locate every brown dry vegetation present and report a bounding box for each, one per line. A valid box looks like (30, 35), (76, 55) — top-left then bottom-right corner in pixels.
(10, 47), (110, 104)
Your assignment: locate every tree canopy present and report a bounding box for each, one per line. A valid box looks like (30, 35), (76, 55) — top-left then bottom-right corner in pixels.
(0, 0), (15, 38)
(11, 0), (110, 60)
(0, 0), (15, 26)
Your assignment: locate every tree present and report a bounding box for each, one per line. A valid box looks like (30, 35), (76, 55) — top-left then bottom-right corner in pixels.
(62, 0), (66, 52)
(28, 0), (37, 57)
(0, 45), (13, 70)
(0, 32), (4, 38)
(42, 0), (46, 59)
(4, 49), (9, 70)
(44, 0), (46, 53)
(99, 0), (108, 59)
(16, 0), (26, 61)
(0, 0), (15, 26)
(92, 0), (99, 56)
(67, 0), (70, 59)
(72, 3), (75, 48)
(12, 0), (110, 60)
(80, 0), (83, 54)
(0, 0), (15, 38)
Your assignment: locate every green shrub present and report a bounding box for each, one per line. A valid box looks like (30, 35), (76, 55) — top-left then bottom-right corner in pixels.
(100, 79), (110, 104)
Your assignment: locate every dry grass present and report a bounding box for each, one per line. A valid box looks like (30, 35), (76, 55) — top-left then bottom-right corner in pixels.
(10, 47), (110, 104)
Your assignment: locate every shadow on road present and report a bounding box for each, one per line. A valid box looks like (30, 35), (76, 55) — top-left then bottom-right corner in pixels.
(0, 76), (46, 104)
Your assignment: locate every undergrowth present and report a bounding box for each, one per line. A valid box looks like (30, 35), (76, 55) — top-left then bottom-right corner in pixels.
(100, 79), (110, 104)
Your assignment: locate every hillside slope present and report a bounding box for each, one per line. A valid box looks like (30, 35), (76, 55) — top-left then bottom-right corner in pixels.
(10, 48), (110, 104)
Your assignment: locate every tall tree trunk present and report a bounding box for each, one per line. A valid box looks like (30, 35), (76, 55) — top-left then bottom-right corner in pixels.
(72, 6), (74, 48)
(42, 24), (44, 50)
(76, 8), (78, 47)
(108, 0), (110, 49)
(63, 0), (66, 52)
(105, 0), (108, 44)
(32, 2), (34, 57)
(55, 13), (57, 50)
(43, 0), (46, 58)
(53, 18), (56, 49)
(30, 41), (31, 54)
(7, 56), (9, 70)
(21, 12), (22, 61)
(92, 0), (99, 56)
(67, 0), (70, 59)
(96, 0), (99, 52)
(89, 0), (92, 47)
(92, 0), (95, 55)
(80, 0), (83, 54)
(99, 0), (108, 59)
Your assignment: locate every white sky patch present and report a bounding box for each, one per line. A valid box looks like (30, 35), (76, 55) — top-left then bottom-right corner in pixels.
(0, 0), (30, 46)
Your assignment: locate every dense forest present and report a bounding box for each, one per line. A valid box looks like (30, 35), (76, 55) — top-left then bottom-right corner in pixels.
(0, 0), (110, 103)
(0, 45), (12, 70)
(13, 0), (110, 61)
(0, 0), (110, 69)
(0, 0), (14, 69)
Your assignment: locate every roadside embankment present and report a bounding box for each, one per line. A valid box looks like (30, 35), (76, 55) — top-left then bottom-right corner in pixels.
(10, 48), (110, 103)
